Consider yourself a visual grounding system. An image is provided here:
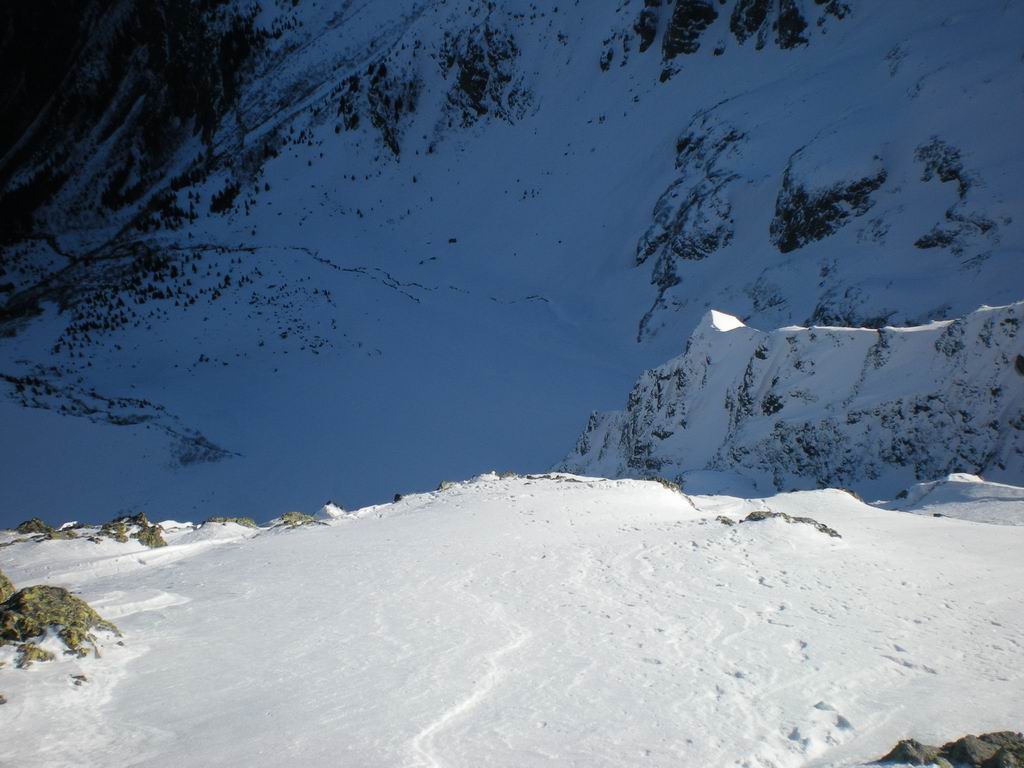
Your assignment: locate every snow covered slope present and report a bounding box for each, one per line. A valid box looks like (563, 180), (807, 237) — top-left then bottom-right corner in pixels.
(560, 302), (1024, 496)
(1, 473), (1021, 766)
(884, 473), (1024, 527)
(2, 1), (1023, 524)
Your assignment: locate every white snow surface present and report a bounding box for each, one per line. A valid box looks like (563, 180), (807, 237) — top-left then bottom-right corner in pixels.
(1, 473), (1021, 767)
(884, 473), (1024, 527)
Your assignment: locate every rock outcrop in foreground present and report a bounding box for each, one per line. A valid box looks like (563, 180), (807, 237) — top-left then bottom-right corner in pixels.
(877, 731), (1024, 767)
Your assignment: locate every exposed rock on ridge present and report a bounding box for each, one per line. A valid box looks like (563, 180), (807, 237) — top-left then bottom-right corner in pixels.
(559, 303), (1024, 494)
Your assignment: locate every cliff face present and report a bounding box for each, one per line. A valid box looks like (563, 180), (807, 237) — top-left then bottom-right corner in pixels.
(560, 304), (1024, 495)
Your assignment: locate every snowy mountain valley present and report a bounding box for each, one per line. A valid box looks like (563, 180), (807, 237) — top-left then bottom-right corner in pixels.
(2, 0), (1023, 520)
(1, 0), (1023, 765)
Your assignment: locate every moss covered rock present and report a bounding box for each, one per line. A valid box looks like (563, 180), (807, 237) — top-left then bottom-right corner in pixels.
(1, 585), (119, 659)
(45, 528), (79, 541)
(99, 512), (166, 547)
(206, 516), (258, 528)
(101, 520), (129, 543)
(15, 518), (52, 535)
(0, 569), (13, 602)
(278, 511), (320, 528)
(16, 642), (56, 669)
(134, 522), (167, 548)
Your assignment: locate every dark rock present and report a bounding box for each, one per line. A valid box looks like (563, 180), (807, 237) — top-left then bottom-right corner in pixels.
(635, 116), (745, 339)
(0, 569), (13, 602)
(984, 748), (1023, 768)
(877, 732), (1024, 768)
(915, 227), (959, 250)
(916, 138), (970, 199)
(15, 518), (52, 535)
(456, 39), (490, 114)
(741, 509), (841, 538)
(635, 2), (662, 53)
(878, 738), (944, 765)
(440, 24), (527, 129)
(776, 0), (809, 49)
(662, 0), (718, 60)
(716, 515), (736, 526)
(761, 393), (784, 416)
(815, 0), (852, 20)
(730, 0), (771, 44)
(943, 735), (1000, 766)
(771, 163), (887, 253)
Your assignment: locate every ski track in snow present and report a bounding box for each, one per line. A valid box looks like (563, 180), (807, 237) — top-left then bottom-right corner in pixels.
(411, 596), (532, 768)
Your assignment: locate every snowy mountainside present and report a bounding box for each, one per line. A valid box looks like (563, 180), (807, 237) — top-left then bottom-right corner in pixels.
(883, 473), (1024, 527)
(1, 473), (1021, 766)
(560, 302), (1024, 496)
(1, 1), (1023, 523)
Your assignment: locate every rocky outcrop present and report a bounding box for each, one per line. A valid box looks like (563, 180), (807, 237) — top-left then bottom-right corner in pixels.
(770, 155), (887, 253)
(913, 137), (1000, 257)
(776, 0), (809, 49)
(636, 113), (746, 339)
(274, 512), (323, 529)
(0, 569), (13, 602)
(635, 1), (663, 53)
(662, 0), (719, 60)
(1, 585), (120, 660)
(741, 509), (841, 538)
(206, 516), (258, 529)
(878, 732), (1024, 768)
(730, 0), (772, 45)
(558, 303), (1024, 494)
(0, 0), (264, 241)
(654, 0), (844, 58)
(97, 513), (166, 547)
(439, 23), (530, 130)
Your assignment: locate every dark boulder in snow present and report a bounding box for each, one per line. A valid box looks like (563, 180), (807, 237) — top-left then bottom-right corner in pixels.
(877, 739), (947, 766)
(877, 732), (1024, 768)
(741, 509), (841, 538)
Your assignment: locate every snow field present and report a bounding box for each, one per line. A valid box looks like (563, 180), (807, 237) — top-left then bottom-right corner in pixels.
(1, 474), (1021, 767)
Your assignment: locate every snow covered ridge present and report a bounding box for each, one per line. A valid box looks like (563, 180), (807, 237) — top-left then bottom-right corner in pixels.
(0, 473), (1021, 765)
(560, 302), (1024, 496)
